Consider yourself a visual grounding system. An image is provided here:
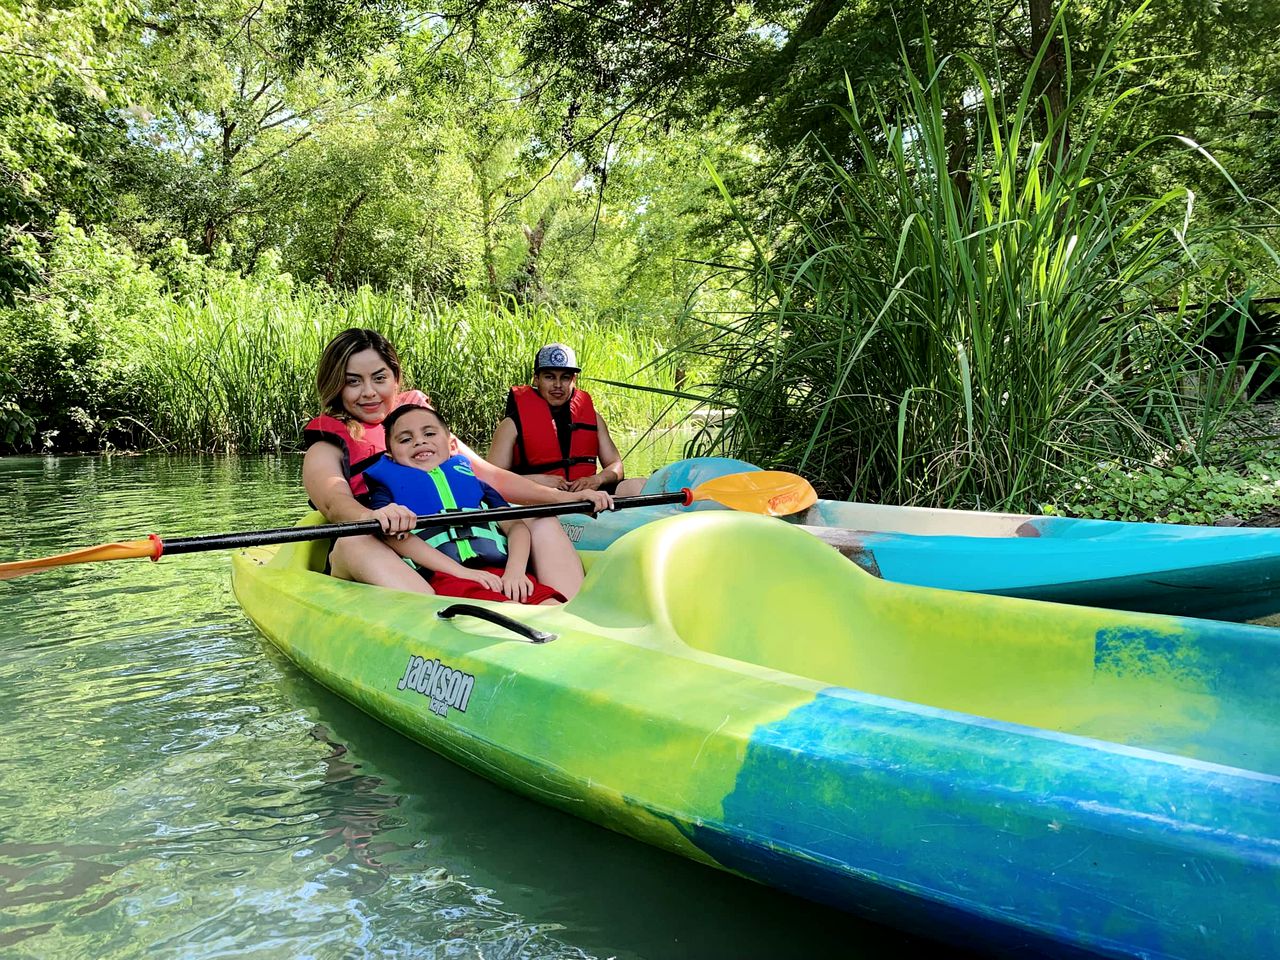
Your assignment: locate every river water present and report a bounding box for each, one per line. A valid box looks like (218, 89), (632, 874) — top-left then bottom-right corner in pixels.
(0, 454), (946, 960)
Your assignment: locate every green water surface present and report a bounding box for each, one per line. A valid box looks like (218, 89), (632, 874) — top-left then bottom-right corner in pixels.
(0, 454), (955, 960)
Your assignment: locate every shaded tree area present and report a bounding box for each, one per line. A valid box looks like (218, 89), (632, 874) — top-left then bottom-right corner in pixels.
(4, 0), (1280, 483)
(6, 0), (1278, 306)
(505, 0), (1280, 215)
(0, 0), (734, 316)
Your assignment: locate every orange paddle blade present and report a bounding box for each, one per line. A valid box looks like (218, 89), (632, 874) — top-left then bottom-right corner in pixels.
(691, 470), (818, 516)
(0, 538), (160, 581)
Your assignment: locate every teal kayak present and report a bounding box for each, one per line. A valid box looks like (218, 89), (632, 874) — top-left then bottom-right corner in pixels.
(561, 458), (1280, 621)
(233, 508), (1280, 958)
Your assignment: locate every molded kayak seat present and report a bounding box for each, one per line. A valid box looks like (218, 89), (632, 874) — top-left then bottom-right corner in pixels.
(563, 456), (1280, 621)
(573, 512), (1279, 771)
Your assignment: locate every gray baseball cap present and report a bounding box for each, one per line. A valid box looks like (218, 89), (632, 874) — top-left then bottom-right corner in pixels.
(533, 343), (580, 372)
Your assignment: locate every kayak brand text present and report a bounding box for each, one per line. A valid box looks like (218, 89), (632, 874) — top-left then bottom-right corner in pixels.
(396, 655), (475, 717)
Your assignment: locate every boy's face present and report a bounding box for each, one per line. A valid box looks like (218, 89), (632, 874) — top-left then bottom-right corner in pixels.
(387, 409), (455, 472)
(532, 369), (577, 408)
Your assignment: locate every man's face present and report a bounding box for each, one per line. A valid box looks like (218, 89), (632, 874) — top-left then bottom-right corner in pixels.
(532, 369), (577, 407)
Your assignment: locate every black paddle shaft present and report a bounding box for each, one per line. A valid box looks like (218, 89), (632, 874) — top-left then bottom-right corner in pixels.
(158, 490), (691, 556)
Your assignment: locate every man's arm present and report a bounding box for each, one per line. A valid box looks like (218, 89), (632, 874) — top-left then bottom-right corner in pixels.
(567, 415), (625, 492)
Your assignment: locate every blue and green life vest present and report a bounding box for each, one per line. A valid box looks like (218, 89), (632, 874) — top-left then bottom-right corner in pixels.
(363, 454), (508, 567)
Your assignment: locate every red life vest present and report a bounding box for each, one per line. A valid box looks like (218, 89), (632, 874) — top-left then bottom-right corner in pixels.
(303, 390), (430, 500)
(507, 385), (599, 482)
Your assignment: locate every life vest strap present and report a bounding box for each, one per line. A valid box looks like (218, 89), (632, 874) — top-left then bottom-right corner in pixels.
(510, 455), (598, 476)
(422, 506), (508, 564)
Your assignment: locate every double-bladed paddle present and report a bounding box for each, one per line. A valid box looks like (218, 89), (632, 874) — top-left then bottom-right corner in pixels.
(0, 470), (817, 580)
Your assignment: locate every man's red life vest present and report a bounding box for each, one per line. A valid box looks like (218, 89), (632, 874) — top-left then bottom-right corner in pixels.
(303, 390), (430, 500)
(507, 385), (599, 482)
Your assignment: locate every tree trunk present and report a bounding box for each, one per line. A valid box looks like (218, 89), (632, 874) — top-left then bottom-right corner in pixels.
(514, 216), (548, 302)
(326, 191), (368, 285)
(477, 169), (500, 299)
(1029, 0), (1069, 163)
(944, 92), (971, 212)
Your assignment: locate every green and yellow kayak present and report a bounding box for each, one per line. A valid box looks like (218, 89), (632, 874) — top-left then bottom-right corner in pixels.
(232, 510), (1280, 958)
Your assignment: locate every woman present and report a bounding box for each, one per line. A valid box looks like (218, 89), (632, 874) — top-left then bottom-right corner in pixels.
(301, 328), (611, 597)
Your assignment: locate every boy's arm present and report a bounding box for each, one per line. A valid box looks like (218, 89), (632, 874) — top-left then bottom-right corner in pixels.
(499, 519), (531, 578)
(387, 534), (503, 590)
(496, 519), (534, 602)
(384, 534), (458, 574)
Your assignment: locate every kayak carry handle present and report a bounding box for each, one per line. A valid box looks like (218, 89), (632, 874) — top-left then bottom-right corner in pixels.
(436, 604), (557, 644)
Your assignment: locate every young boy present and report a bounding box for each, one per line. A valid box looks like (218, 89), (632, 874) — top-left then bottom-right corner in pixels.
(363, 404), (564, 605)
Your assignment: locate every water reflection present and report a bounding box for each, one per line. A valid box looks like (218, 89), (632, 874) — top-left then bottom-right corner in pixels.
(0, 455), (941, 959)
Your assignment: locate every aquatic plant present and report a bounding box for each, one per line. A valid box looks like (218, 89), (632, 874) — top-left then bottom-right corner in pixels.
(677, 15), (1277, 509)
(140, 278), (676, 452)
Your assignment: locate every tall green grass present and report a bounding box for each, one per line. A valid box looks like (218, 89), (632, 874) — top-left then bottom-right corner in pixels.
(679, 15), (1276, 509)
(138, 280), (677, 452)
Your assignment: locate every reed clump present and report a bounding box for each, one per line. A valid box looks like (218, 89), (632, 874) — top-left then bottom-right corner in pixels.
(141, 281), (677, 451)
(0, 223), (678, 453)
(680, 17), (1275, 510)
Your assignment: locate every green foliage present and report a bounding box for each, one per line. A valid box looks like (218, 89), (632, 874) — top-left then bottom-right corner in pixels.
(0, 215), (161, 451)
(1045, 454), (1280, 525)
(676, 18), (1276, 510)
(139, 282), (678, 452)
(0, 370), (36, 450)
(0, 0), (139, 298)
(0, 218), (677, 453)
(4, 0), (1280, 492)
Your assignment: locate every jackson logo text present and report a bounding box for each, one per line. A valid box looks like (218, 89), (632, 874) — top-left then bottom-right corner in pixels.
(396, 656), (475, 717)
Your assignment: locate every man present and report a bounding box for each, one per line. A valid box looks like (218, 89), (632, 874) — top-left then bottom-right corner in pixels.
(487, 343), (646, 496)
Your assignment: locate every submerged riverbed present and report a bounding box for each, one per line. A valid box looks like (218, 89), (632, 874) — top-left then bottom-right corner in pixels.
(0, 454), (949, 959)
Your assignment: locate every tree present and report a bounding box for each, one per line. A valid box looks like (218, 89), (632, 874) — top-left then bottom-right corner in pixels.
(0, 0), (139, 298)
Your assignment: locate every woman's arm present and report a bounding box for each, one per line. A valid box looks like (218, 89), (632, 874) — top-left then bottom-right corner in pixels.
(486, 417), (565, 489)
(456, 438), (614, 511)
(302, 442), (417, 535)
(486, 418), (518, 469)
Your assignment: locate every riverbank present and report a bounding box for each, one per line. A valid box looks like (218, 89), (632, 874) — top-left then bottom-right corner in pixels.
(0, 221), (686, 456)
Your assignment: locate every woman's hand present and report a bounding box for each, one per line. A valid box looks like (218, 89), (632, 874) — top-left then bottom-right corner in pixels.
(570, 489), (614, 513)
(500, 570), (534, 602)
(369, 503), (418, 539)
(464, 568), (505, 593)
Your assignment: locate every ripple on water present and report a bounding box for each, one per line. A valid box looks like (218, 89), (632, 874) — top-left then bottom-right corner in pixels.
(0, 456), (619, 960)
(0, 454), (928, 960)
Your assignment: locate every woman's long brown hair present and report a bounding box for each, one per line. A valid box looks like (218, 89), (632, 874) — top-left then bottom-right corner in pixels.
(314, 328), (410, 441)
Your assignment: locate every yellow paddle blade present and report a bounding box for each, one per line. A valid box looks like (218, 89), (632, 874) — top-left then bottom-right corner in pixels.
(691, 470), (818, 516)
(0, 538), (160, 581)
